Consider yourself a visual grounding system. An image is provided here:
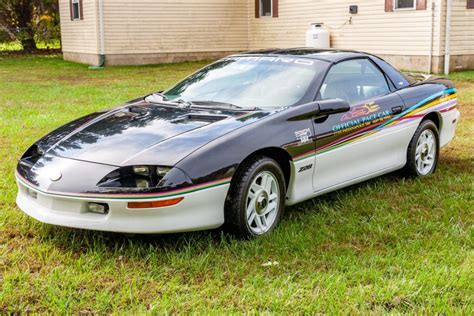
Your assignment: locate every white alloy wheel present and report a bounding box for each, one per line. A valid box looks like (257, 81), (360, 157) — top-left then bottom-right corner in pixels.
(415, 129), (437, 175)
(246, 171), (280, 235)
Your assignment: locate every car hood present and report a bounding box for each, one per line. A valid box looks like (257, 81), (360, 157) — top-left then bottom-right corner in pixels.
(37, 101), (270, 166)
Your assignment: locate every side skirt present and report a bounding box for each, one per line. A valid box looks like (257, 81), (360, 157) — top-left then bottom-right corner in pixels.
(286, 164), (403, 206)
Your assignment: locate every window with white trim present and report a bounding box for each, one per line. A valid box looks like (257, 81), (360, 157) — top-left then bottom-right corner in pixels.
(395, 0), (416, 10)
(260, 0), (272, 17)
(71, 0), (81, 20)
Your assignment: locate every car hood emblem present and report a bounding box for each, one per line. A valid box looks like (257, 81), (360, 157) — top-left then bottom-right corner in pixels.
(49, 171), (62, 182)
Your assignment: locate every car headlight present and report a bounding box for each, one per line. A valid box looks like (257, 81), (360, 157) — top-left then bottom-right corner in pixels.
(97, 165), (172, 188)
(19, 144), (44, 168)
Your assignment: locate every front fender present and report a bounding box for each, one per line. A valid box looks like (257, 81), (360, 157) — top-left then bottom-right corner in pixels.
(176, 107), (318, 186)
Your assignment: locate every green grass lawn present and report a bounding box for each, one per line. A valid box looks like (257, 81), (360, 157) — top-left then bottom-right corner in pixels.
(0, 55), (472, 313)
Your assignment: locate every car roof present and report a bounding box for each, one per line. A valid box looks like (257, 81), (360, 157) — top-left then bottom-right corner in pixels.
(234, 48), (372, 63)
(232, 48), (412, 89)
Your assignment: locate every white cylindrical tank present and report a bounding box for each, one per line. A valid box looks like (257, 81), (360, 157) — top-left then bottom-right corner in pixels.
(305, 23), (330, 49)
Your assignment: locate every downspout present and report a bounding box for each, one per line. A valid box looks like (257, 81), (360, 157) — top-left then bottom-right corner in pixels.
(89, 0), (105, 69)
(98, 0), (105, 66)
(247, 0), (250, 50)
(428, 0), (434, 74)
(444, 0), (452, 75)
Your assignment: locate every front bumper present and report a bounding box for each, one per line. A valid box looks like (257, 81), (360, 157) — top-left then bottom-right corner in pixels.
(16, 177), (229, 234)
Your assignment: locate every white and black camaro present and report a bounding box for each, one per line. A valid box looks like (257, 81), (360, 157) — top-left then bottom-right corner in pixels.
(16, 49), (460, 237)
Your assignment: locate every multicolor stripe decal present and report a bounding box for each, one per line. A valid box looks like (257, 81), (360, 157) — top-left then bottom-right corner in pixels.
(16, 88), (457, 199)
(377, 88), (457, 129)
(295, 88), (458, 162)
(16, 171), (231, 200)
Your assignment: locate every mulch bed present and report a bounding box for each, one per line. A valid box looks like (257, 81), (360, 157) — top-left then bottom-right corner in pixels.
(0, 48), (62, 56)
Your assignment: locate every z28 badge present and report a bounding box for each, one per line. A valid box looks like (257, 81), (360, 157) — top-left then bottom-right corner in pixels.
(298, 164), (313, 172)
(340, 102), (380, 121)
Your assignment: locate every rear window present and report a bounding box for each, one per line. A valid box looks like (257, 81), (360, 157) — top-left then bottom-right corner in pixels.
(370, 55), (412, 88)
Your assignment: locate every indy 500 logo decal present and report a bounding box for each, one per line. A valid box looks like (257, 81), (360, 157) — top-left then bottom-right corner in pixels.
(295, 128), (312, 145)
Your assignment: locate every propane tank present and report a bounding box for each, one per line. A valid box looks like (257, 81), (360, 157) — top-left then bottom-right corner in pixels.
(305, 23), (330, 49)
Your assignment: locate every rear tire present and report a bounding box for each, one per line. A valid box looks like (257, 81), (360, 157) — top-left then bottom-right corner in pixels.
(224, 156), (286, 238)
(404, 120), (439, 177)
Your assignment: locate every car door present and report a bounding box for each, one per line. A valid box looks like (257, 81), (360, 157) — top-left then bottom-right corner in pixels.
(312, 58), (406, 193)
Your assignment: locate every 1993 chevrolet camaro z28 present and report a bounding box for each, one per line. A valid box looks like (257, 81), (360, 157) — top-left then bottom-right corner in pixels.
(16, 49), (460, 237)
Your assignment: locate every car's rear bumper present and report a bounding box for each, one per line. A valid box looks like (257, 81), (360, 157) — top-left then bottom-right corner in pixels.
(440, 108), (460, 148)
(16, 176), (229, 234)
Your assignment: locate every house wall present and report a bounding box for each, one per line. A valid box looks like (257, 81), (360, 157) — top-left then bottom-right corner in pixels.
(59, 0), (100, 65)
(450, 0), (474, 55)
(249, 0), (446, 72)
(101, 0), (249, 65)
(429, 0), (474, 73)
(448, 0), (474, 71)
(58, 0), (473, 72)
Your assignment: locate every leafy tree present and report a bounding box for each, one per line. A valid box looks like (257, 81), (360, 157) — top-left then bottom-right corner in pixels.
(0, 0), (59, 51)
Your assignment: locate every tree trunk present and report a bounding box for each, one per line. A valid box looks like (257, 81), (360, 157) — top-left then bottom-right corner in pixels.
(15, 0), (37, 51)
(21, 37), (37, 51)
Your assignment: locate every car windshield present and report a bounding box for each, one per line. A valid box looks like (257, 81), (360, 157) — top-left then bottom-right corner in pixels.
(162, 56), (320, 109)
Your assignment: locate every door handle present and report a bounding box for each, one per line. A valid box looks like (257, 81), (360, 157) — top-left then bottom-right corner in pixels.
(391, 106), (404, 114)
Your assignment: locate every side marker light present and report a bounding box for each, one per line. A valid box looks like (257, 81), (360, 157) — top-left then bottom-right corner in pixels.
(128, 197), (184, 209)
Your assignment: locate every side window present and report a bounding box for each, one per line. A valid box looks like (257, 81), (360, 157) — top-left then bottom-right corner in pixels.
(255, 0), (279, 18)
(70, 0), (83, 21)
(385, 0), (427, 11)
(394, 0), (416, 10)
(319, 59), (390, 105)
(261, 0), (272, 16)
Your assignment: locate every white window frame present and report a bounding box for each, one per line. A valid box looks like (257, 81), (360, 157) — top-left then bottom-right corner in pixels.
(72, 0), (81, 20)
(260, 0), (273, 17)
(394, 0), (416, 10)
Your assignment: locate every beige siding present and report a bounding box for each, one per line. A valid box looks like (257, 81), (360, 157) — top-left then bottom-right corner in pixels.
(59, 0), (99, 54)
(434, 0), (474, 71)
(437, 0), (474, 55)
(249, 0), (443, 56)
(102, 0), (249, 54)
(58, 0), (473, 71)
(450, 0), (474, 55)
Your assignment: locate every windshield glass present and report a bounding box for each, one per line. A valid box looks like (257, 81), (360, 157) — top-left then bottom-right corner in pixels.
(163, 56), (320, 109)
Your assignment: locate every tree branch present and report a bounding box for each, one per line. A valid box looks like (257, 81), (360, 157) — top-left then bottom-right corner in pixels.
(0, 22), (17, 41)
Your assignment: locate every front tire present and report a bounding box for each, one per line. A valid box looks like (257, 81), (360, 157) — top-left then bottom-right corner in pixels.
(404, 120), (439, 177)
(225, 156), (286, 238)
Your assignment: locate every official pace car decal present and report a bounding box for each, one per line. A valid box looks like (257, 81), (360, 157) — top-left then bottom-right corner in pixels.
(332, 109), (391, 134)
(340, 102), (380, 121)
(294, 87), (458, 162)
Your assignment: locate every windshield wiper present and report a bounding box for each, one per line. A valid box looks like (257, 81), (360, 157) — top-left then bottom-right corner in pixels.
(187, 100), (261, 111)
(145, 96), (261, 111)
(189, 100), (242, 108)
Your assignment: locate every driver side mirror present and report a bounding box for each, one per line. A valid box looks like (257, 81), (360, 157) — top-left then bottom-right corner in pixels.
(286, 99), (350, 121)
(318, 99), (350, 116)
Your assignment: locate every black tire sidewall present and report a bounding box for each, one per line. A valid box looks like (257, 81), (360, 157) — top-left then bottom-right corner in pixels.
(406, 120), (440, 177)
(225, 156), (286, 238)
